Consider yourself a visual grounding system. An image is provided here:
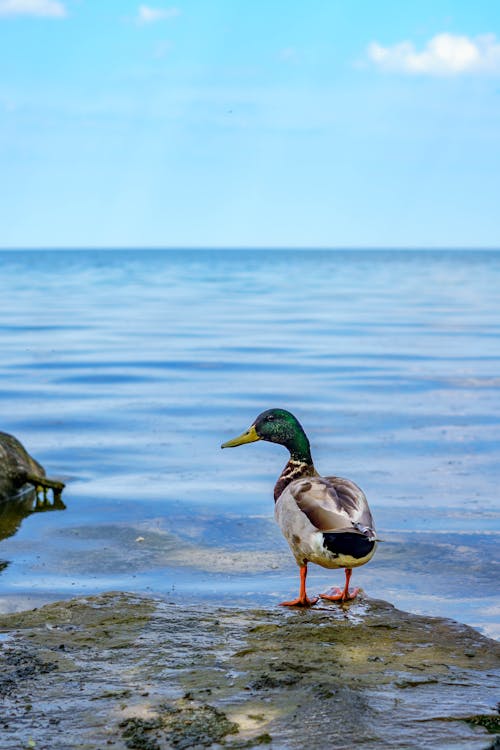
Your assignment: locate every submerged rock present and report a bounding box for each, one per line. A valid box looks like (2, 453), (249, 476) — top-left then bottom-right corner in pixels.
(0, 431), (65, 501)
(0, 488), (66, 573)
(0, 489), (66, 544)
(0, 592), (498, 749)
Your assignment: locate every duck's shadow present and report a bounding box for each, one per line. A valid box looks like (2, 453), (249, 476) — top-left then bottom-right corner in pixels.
(0, 488), (66, 572)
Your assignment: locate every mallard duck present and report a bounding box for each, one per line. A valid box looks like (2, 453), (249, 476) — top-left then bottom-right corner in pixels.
(221, 408), (377, 607)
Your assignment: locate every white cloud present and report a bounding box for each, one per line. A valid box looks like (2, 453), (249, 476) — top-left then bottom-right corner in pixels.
(367, 32), (500, 75)
(0, 0), (66, 17)
(137, 5), (180, 24)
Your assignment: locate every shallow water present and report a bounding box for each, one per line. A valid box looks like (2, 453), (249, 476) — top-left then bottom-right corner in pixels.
(0, 249), (499, 637)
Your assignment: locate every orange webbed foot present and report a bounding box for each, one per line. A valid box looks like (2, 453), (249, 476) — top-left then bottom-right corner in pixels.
(279, 595), (319, 608)
(280, 563), (319, 607)
(319, 587), (360, 602)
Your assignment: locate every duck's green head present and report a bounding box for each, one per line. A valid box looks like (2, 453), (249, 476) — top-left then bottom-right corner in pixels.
(221, 408), (312, 462)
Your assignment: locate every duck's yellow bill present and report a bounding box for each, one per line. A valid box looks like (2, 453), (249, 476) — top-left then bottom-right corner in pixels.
(221, 424), (260, 448)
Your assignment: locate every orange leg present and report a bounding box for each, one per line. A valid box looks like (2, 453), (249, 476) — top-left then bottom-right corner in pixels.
(319, 568), (360, 603)
(280, 563), (319, 607)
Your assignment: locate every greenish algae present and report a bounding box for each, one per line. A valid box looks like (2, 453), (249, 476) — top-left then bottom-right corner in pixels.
(120, 700), (238, 749)
(465, 714), (500, 734)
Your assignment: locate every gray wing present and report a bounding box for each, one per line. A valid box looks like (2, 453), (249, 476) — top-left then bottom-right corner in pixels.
(289, 475), (376, 538)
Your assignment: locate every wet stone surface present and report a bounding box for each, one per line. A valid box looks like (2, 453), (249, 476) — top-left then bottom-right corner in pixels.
(0, 431), (64, 502)
(0, 592), (498, 749)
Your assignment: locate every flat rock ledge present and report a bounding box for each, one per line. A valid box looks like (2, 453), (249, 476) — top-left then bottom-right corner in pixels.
(0, 592), (498, 750)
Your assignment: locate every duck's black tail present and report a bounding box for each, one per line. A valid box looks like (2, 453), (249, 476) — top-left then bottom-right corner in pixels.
(322, 532), (375, 560)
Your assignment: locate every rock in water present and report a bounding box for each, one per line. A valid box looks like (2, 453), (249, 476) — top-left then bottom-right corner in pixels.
(0, 431), (64, 501)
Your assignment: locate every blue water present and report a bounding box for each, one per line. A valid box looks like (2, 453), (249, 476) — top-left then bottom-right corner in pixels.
(0, 249), (499, 637)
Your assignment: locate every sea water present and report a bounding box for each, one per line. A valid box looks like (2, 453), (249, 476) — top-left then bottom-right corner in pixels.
(0, 249), (499, 637)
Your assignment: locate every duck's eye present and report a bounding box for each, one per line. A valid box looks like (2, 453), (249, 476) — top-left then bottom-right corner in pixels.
(266, 415), (275, 422)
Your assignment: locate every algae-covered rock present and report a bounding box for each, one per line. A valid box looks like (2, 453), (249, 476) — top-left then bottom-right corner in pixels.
(0, 430), (65, 501)
(0, 592), (498, 749)
(120, 701), (239, 749)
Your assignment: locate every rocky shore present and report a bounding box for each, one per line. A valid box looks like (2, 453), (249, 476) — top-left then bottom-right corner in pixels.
(0, 592), (498, 749)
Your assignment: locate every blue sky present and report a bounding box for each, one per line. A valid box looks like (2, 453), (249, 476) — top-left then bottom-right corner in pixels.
(1, 0), (499, 248)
